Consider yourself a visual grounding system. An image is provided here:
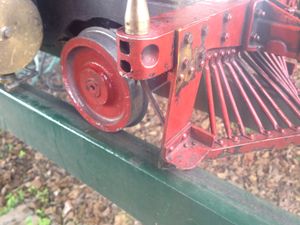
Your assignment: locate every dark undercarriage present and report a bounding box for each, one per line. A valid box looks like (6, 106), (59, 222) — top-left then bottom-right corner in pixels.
(35, 0), (191, 55)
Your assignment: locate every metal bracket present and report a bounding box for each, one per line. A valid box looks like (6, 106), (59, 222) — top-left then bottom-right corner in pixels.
(245, 0), (300, 59)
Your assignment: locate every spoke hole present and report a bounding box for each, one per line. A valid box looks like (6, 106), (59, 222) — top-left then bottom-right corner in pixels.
(121, 60), (131, 73)
(120, 40), (130, 54)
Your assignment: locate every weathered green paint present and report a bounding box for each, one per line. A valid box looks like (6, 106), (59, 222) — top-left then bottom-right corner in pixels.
(0, 85), (299, 225)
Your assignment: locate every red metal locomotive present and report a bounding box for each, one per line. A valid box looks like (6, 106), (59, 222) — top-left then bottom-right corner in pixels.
(1, 0), (299, 169)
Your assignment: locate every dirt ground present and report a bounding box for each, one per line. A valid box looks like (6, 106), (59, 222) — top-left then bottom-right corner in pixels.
(0, 53), (299, 224)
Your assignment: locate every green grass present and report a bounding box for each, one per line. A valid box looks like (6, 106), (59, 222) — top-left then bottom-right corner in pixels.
(0, 190), (25, 216)
(0, 186), (51, 225)
(25, 213), (52, 225)
(28, 187), (50, 206)
(36, 189), (49, 205)
(18, 149), (27, 158)
(7, 144), (13, 152)
(24, 188), (52, 225)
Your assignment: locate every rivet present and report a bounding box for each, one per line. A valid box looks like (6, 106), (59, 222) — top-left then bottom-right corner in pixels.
(233, 136), (239, 142)
(179, 73), (185, 80)
(189, 67), (196, 74)
(197, 52), (206, 71)
(265, 130), (271, 136)
(219, 140), (224, 146)
(249, 134), (255, 140)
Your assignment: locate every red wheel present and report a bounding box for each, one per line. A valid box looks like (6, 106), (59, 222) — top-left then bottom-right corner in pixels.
(61, 27), (148, 132)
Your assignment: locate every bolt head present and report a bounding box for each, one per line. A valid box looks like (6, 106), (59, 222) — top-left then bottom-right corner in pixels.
(201, 26), (208, 37)
(0, 27), (13, 40)
(184, 33), (193, 45)
(221, 33), (230, 42)
(255, 9), (266, 17)
(189, 67), (195, 74)
(3, 28), (12, 39)
(181, 58), (190, 71)
(224, 12), (232, 22)
(251, 33), (261, 42)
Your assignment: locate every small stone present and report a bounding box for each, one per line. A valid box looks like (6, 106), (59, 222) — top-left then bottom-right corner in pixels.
(31, 177), (42, 189)
(101, 207), (111, 217)
(63, 201), (73, 217)
(68, 189), (80, 199)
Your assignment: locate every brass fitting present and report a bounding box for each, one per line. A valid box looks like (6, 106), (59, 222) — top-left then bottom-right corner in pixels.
(125, 0), (150, 35)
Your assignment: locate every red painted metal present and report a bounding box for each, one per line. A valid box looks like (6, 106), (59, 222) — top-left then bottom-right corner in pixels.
(61, 35), (132, 132)
(117, 0), (248, 80)
(115, 0), (300, 169)
(245, 0), (300, 60)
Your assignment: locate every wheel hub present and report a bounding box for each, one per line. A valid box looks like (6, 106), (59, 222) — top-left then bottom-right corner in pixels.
(81, 67), (110, 105)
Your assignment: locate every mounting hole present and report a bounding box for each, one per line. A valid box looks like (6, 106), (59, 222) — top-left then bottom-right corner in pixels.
(181, 61), (187, 71)
(141, 44), (159, 68)
(121, 60), (131, 73)
(120, 40), (130, 54)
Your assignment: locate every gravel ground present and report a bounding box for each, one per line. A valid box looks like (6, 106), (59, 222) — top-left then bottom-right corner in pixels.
(0, 54), (299, 224)
(0, 131), (141, 225)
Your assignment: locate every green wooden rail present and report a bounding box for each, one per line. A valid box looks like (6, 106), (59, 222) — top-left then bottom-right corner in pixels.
(0, 85), (299, 225)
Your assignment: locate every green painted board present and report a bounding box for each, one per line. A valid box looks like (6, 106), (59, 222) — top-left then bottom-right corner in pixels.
(0, 85), (299, 225)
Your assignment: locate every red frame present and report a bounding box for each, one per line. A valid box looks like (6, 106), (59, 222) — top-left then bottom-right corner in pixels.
(117, 0), (300, 169)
